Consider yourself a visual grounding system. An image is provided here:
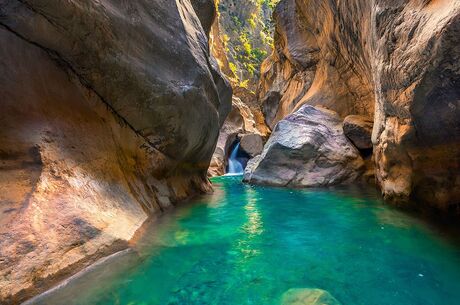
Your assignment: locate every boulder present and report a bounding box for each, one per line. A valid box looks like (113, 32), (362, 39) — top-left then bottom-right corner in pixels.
(240, 134), (264, 157)
(281, 288), (341, 305)
(245, 105), (364, 187)
(343, 115), (373, 150)
(243, 155), (262, 182)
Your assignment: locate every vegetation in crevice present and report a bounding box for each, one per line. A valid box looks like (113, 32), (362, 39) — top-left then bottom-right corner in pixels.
(215, 0), (279, 90)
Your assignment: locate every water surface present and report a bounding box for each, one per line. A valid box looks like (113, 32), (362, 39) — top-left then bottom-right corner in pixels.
(31, 176), (460, 305)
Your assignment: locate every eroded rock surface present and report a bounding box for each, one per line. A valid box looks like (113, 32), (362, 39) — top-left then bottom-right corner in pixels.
(343, 115), (373, 150)
(0, 1), (231, 303)
(258, 0), (375, 129)
(257, 0), (460, 212)
(245, 105), (364, 187)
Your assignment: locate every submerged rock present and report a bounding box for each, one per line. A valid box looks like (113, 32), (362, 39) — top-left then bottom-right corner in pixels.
(245, 105), (364, 187)
(343, 115), (373, 150)
(281, 288), (341, 305)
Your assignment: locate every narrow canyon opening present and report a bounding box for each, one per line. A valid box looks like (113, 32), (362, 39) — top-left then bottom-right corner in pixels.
(1, 0), (459, 304)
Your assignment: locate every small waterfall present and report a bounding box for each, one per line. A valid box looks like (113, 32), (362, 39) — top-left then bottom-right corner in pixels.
(227, 142), (244, 175)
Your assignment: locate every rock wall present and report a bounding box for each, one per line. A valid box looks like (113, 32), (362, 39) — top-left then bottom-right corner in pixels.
(212, 0), (279, 89)
(0, 0), (231, 303)
(258, 0), (375, 129)
(257, 0), (460, 212)
(208, 96), (265, 176)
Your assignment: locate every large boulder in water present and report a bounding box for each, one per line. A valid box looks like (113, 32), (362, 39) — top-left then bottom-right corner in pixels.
(245, 105), (364, 187)
(281, 288), (341, 305)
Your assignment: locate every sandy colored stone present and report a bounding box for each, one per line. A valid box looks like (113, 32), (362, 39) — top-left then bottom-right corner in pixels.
(0, 1), (231, 303)
(257, 0), (460, 212)
(240, 134), (264, 157)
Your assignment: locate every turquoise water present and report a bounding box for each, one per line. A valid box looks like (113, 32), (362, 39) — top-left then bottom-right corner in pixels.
(32, 176), (460, 305)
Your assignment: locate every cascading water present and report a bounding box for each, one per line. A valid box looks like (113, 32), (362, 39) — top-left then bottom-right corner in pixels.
(226, 142), (244, 175)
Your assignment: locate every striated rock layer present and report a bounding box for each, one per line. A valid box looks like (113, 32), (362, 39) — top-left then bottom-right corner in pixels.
(257, 0), (460, 212)
(0, 0), (231, 303)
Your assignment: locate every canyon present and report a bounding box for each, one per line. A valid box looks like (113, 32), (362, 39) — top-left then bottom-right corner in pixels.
(0, 0), (230, 303)
(0, 0), (459, 304)
(250, 0), (460, 213)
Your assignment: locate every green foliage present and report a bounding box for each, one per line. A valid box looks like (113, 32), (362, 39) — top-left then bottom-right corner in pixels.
(216, 0), (281, 85)
(239, 79), (250, 88)
(229, 62), (238, 77)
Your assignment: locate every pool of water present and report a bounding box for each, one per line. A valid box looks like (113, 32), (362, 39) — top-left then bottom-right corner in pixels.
(30, 176), (460, 305)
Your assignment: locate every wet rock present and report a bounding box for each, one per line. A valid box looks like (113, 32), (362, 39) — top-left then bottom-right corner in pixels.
(281, 288), (341, 305)
(191, 0), (216, 36)
(343, 115), (373, 150)
(246, 105), (364, 187)
(240, 134), (264, 157)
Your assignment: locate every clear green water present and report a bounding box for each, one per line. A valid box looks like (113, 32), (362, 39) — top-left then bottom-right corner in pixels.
(32, 176), (460, 305)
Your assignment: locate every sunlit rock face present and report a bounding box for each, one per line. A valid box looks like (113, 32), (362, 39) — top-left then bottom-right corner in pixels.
(257, 0), (460, 212)
(0, 0), (231, 303)
(211, 0), (278, 89)
(258, 0), (375, 129)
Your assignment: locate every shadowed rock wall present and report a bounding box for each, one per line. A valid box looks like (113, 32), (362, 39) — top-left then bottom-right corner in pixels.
(0, 0), (231, 303)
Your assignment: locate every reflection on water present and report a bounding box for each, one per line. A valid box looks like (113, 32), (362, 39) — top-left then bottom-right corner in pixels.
(235, 187), (264, 260)
(27, 176), (460, 305)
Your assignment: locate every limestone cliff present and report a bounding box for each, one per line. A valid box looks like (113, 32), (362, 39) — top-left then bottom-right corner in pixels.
(257, 0), (460, 213)
(0, 0), (231, 303)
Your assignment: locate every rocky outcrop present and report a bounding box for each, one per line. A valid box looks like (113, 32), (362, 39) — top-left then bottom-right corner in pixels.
(0, 1), (231, 303)
(257, 0), (460, 213)
(244, 105), (364, 186)
(212, 0), (278, 89)
(258, 0), (375, 129)
(372, 2), (460, 210)
(240, 134), (264, 157)
(209, 0), (273, 142)
(281, 288), (341, 305)
(343, 115), (373, 150)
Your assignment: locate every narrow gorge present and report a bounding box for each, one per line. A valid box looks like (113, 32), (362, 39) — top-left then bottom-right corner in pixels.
(0, 0), (459, 304)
